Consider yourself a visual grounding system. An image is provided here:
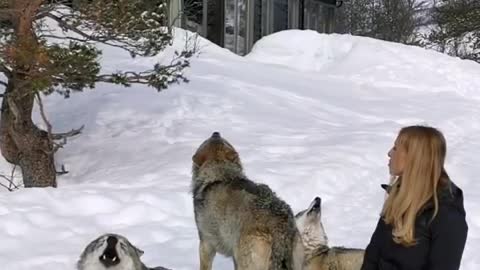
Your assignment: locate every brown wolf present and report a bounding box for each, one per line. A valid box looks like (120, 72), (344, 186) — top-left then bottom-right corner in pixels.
(191, 132), (304, 270)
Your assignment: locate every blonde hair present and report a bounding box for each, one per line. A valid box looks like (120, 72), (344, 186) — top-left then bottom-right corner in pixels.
(382, 125), (449, 246)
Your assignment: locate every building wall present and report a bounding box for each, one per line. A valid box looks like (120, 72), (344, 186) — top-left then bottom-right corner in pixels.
(168, 0), (337, 55)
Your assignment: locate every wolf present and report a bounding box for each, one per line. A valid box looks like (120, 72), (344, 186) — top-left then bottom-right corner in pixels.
(77, 233), (170, 270)
(191, 131), (304, 270)
(295, 197), (365, 270)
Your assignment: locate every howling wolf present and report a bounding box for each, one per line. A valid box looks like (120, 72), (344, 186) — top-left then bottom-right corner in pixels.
(296, 197), (364, 270)
(77, 233), (170, 270)
(191, 131), (304, 270)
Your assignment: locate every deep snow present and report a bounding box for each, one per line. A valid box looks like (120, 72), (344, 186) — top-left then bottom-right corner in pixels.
(0, 28), (479, 270)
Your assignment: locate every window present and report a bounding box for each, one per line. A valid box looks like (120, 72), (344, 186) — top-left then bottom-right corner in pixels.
(225, 0), (248, 55)
(302, 0), (335, 33)
(273, 0), (289, 32)
(174, 0), (337, 55)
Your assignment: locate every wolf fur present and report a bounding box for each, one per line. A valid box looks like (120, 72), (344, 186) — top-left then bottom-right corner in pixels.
(295, 197), (364, 270)
(77, 233), (170, 270)
(191, 132), (304, 270)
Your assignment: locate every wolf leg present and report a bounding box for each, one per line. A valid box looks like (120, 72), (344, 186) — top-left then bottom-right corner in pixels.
(199, 240), (216, 270)
(292, 235), (305, 270)
(234, 236), (272, 270)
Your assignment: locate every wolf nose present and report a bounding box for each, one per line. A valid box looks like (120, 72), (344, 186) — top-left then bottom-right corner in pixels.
(313, 197), (321, 207)
(106, 236), (117, 246)
(211, 132), (221, 138)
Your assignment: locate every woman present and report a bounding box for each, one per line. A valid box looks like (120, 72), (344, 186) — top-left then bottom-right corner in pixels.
(361, 125), (468, 270)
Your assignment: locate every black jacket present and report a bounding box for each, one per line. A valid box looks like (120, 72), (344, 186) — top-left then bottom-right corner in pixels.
(361, 181), (468, 270)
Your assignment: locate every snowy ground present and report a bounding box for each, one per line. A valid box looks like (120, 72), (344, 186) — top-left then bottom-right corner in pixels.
(1, 29), (479, 270)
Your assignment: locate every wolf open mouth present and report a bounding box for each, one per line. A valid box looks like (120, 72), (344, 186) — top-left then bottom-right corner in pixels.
(99, 236), (121, 267)
(308, 197), (321, 215)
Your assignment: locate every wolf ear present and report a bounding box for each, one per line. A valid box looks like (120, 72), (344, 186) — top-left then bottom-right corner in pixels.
(132, 244), (144, 257)
(193, 152), (208, 167)
(226, 150), (239, 163)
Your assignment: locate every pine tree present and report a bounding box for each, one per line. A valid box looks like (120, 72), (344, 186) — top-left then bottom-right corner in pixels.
(335, 0), (426, 44)
(374, 0), (427, 44)
(427, 0), (480, 62)
(0, 0), (194, 188)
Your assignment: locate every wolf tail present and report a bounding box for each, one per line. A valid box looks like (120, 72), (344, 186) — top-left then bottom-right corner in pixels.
(271, 228), (304, 270)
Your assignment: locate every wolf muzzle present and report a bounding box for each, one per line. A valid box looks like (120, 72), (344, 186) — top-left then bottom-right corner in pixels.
(312, 197), (321, 209)
(99, 236), (121, 267)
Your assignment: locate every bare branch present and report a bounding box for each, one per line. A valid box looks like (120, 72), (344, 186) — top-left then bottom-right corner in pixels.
(35, 94), (79, 156)
(0, 80), (6, 97)
(35, 93), (66, 157)
(49, 125), (84, 153)
(51, 125), (85, 153)
(51, 125), (84, 140)
(0, 181), (14, 191)
(35, 93), (53, 144)
(46, 13), (93, 39)
(39, 34), (89, 43)
(0, 164), (20, 192)
(34, 93), (80, 155)
(0, 63), (11, 77)
(8, 164), (17, 190)
(56, 164), (69, 176)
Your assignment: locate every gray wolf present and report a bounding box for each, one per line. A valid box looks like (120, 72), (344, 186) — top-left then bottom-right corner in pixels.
(77, 233), (170, 270)
(295, 197), (364, 270)
(191, 131), (304, 270)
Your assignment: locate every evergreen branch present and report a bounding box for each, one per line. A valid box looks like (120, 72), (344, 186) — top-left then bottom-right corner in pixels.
(36, 5), (57, 20)
(96, 60), (188, 89)
(36, 0), (76, 19)
(42, 33), (138, 55)
(46, 13), (141, 57)
(0, 9), (15, 21)
(96, 71), (152, 85)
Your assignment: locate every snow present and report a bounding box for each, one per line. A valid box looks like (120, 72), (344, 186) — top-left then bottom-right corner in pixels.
(1, 28), (480, 270)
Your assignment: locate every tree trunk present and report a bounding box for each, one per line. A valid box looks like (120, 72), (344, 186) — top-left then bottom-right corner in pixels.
(0, 82), (57, 188)
(0, 0), (57, 188)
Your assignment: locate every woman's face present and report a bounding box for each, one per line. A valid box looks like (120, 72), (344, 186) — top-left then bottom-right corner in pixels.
(388, 137), (407, 176)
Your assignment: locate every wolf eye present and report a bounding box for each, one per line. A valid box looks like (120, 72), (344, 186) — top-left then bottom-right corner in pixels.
(94, 238), (105, 250)
(120, 243), (127, 252)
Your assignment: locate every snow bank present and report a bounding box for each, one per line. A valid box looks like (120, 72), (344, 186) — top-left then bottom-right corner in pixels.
(247, 30), (480, 99)
(0, 28), (479, 270)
